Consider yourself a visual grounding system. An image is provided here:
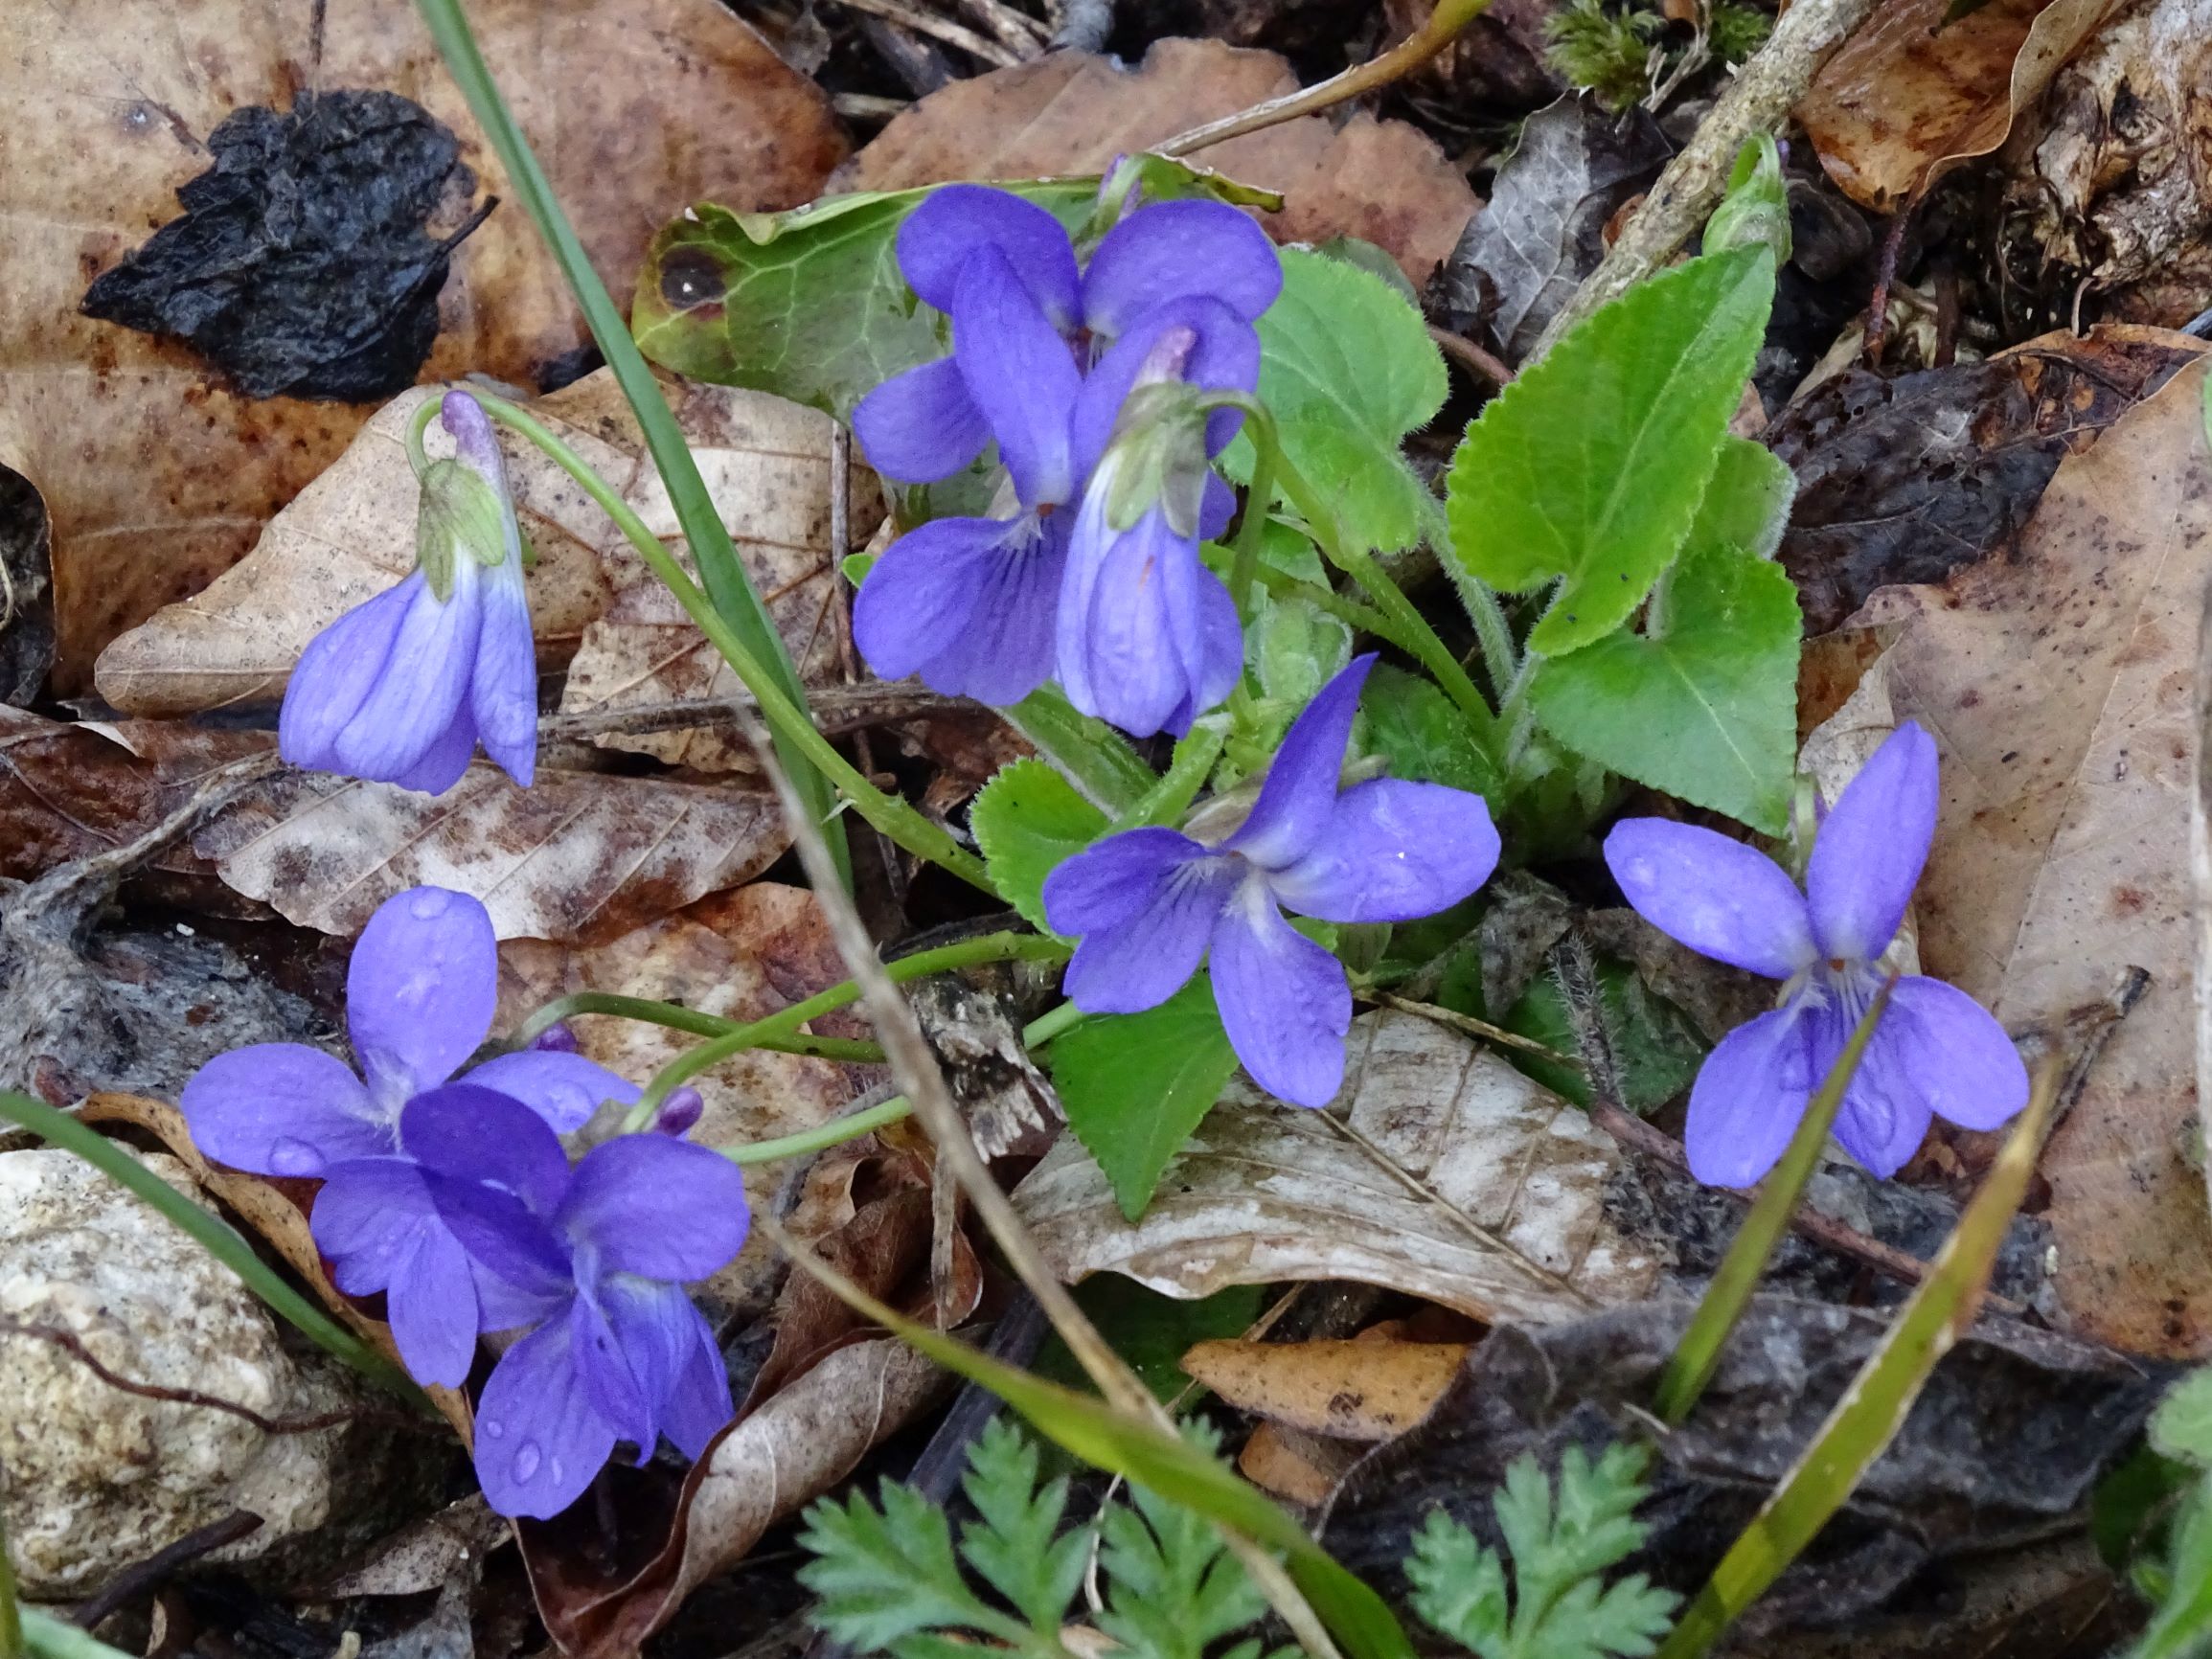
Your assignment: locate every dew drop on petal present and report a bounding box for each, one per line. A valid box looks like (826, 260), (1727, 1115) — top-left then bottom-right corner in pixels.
(513, 1441), (541, 1484)
(268, 1138), (323, 1176)
(481, 1417), (505, 1441)
(408, 889), (454, 920)
(549, 1455), (566, 1488)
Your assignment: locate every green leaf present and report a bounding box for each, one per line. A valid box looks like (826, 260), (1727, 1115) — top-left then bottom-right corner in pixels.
(2154, 1371), (2212, 1468)
(1005, 683), (1159, 815)
(1405, 1446), (1676, 1659)
(632, 187), (1093, 420)
(1037, 1279), (1268, 1404)
(1703, 135), (1790, 266)
(1226, 247), (1448, 555)
(1527, 538), (1802, 832)
(1101, 1438), (1272, 1659)
(969, 761), (1108, 935)
(1051, 978), (1243, 1221)
(781, 1242), (1419, 1659)
(1685, 437), (1795, 561)
(1491, 961), (1705, 1113)
(1360, 663), (1505, 801)
(959, 1420), (1094, 1634)
(799, 1481), (1027, 1655)
(2131, 1474), (2212, 1659)
(1445, 246), (1775, 656)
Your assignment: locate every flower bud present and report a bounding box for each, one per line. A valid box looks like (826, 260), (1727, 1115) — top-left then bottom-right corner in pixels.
(529, 1022), (581, 1054)
(653, 1086), (705, 1138)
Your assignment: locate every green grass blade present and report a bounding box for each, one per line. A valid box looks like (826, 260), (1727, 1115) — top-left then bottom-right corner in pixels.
(1654, 1061), (2061, 1659)
(411, 0), (848, 886)
(769, 1218), (1416, 1659)
(1653, 980), (1895, 1423)
(0, 1092), (429, 1409)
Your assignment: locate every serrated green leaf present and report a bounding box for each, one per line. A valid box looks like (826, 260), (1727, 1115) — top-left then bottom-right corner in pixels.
(632, 186), (1093, 419)
(1686, 436), (1795, 561)
(1226, 247), (1448, 554)
(2154, 1371), (2212, 1468)
(1445, 247), (1774, 656)
(959, 1420), (1093, 1633)
(1527, 539), (1801, 831)
(1360, 663), (1504, 800)
(798, 1483), (1019, 1653)
(1051, 978), (1242, 1220)
(970, 761), (1109, 935)
(1101, 1467), (1271, 1659)
(1406, 1510), (1512, 1655)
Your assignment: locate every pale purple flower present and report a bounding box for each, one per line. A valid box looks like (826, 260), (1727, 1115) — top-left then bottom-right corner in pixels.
(851, 187), (1276, 709)
(179, 885), (638, 1384)
(421, 1088), (748, 1519)
(1042, 656), (1501, 1106)
(1604, 722), (2027, 1187)
(280, 391), (537, 794)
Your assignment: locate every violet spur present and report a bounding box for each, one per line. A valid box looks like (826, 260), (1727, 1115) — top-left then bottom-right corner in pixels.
(1604, 721), (2027, 1187)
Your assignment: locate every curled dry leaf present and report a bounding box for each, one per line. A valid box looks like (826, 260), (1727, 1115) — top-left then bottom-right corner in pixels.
(1794, 0), (2128, 210)
(95, 375), (881, 767)
(1851, 353), (2212, 1354)
(1015, 1009), (1663, 1328)
(1770, 328), (2205, 635)
(2, 0), (844, 690)
(76, 1092), (472, 1440)
(497, 884), (878, 1321)
(838, 37), (1478, 285)
(1181, 1337), (1471, 1442)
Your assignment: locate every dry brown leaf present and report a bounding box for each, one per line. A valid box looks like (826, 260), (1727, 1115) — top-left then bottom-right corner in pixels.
(1849, 352), (2212, 1354)
(94, 375), (881, 748)
(838, 37), (1479, 286)
(1795, 0), (2126, 210)
(2, 0), (844, 690)
(1181, 1337), (1469, 1441)
(1015, 1009), (1662, 1327)
(1238, 1423), (1359, 1507)
(497, 886), (878, 1321)
(76, 1092), (472, 1440)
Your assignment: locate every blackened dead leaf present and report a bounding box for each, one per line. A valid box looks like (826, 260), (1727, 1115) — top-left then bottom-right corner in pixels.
(80, 92), (479, 403)
(0, 462), (52, 706)
(1436, 93), (1670, 363)
(1322, 1297), (2165, 1641)
(1769, 328), (2204, 634)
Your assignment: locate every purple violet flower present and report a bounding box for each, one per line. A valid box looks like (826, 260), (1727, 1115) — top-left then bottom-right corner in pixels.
(1603, 722), (2028, 1187)
(417, 1087), (748, 1518)
(280, 391), (537, 795)
(1042, 655), (1500, 1106)
(850, 186), (1277, 710)
(179, 885), (639, 1384)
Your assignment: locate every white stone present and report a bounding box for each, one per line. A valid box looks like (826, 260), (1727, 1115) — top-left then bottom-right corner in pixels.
(0, 1147), (336, 1597)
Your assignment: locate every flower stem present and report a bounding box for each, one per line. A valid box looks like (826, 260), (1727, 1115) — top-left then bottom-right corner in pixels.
(1022, 999), (1089, 1049)
(1226, 440), (1278, 622)
(411, 0), (848, 887)
(634, 932), (1072, 1130)
(0, 1504), (20, 1659)
(1206, 394), (1499, 750)
(721, 1094), (916, 1166)
(1457, 572), (1519, 705)
(1652, 977), (1897, 1426)
(467, 391), (994, 896)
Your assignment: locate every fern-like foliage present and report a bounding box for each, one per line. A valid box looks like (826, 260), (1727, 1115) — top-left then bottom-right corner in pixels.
(1405, 1444), (1679, 1659)
(799, 1420), (1288, 1659)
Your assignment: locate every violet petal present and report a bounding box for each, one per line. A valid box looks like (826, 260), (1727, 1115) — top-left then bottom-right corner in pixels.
(470, 560), (537, 788)
(898, 185), (1081, 328)
(1207, 880), (1352, 1109)
(950, 246), (1082, 508)
(1052, 832), (1236, 1014)
(1270, 778), (1500, 924)
(457, 1051), (638, 1137)
(1080, 199), (1282, 335)
(852, 356), (992, 485)
(400, 1084), (573, 1214)
(1682, 1002), (1819, 1188)
(1604, 818), (1817, 980)
(279, 577), (415, 773)
(346, 886), (498, 1107)
(557, 1134), (751, 1282)
(472, 1316), (619, 1519)
(178, 1044), (385, 1176)
(1228, 655), (1375, 871)
(1807, 722), (1939, 964)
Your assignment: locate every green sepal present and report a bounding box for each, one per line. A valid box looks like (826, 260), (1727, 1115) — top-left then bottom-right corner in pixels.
(415, 456), (511, 600)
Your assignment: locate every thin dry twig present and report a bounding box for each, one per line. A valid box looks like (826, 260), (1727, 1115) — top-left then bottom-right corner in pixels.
(0, 1317), (360, 1438)
(1378, 990), (1580, 1067)
(1426, 326), (1515, 388)
(1157, 0), (1494, 156)
(536, 686), (977, 745)
(70, 1511), (264, 1631)
(1530, 0), (1881, 359)
(819, 0), (1021, 65)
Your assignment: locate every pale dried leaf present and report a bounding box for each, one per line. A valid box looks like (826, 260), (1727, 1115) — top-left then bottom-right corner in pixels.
(1853, 353), (2212, 1354)
(1015, 1009), (1662, 1327)
(1238, 1423), (1358, 1506)
(4, 0), (844, 689)
(1796, 0), (2127, 210)
(94, 375), (882, 756)
(840, 37), (1478, 285)
(1181, 1337), (1469, 1441)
